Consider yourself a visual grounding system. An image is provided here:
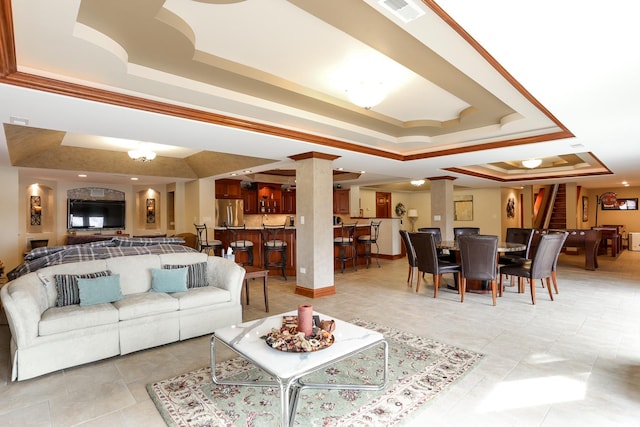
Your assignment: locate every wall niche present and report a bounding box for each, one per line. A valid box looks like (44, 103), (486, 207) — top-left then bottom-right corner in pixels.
(27, 184), (54, 233)
(137, 189), (161, 231)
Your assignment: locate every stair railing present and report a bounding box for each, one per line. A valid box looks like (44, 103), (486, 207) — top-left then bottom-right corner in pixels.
(542, 184), (560, 229)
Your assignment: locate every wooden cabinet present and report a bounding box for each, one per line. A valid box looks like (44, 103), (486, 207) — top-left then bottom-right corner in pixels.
(333, 189), (350, 214)
(282, 190), (296, 214)
(258, 183), (282, 214)
(241, 188), (258, 214)
(215, 179), (241, 199)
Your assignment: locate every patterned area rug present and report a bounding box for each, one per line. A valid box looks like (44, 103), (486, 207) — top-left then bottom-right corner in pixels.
(147, 319), (484, 426)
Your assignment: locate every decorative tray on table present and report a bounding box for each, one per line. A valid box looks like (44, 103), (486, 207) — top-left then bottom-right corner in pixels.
(261, 315), (335, 352)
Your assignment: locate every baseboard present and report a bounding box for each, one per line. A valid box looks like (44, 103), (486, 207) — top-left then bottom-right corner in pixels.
(295, 285), (336, 298)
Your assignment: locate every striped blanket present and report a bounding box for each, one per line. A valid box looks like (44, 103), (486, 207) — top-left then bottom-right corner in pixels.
(8, 237), (196, 280)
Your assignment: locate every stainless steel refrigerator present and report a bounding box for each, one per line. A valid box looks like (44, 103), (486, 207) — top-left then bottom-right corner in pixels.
(215, 199), (244, 227)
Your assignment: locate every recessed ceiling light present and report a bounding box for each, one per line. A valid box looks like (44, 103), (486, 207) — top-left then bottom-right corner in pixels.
(78, 174), (87, 178)
(230, 173), (237, 176)
(570, 143), (585, 149)
(360, 170), (366, 174)
(242, 170), (252, 174)
(130, 177), (139, 181)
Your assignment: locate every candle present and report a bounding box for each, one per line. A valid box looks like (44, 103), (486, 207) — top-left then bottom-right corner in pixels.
(297, 304), (313, 336)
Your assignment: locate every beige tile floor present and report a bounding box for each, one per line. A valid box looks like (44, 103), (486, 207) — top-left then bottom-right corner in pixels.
(1, 250), (640, 426)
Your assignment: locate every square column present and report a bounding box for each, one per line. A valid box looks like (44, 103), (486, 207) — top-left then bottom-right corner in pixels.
(429, 177), (456, 241)
(290, 152), (339, 297)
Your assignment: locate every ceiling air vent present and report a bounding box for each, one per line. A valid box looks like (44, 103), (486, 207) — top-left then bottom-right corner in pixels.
(378, 0), (425, 23)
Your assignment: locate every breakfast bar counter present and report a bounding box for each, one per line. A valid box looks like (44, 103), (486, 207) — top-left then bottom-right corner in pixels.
(214, 222), (390, 275)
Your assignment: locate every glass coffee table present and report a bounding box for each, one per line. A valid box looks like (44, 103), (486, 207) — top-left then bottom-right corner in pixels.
(210, 310), (388, 427)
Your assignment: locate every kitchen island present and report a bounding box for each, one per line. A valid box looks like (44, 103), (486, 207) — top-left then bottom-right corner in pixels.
(214, 220), (401, 276)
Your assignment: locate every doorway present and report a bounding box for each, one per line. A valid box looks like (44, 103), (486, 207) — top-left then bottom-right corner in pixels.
(376, 192), (391, 218)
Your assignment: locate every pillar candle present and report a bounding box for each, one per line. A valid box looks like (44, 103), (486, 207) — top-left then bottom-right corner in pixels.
(297, 304), (313, 336)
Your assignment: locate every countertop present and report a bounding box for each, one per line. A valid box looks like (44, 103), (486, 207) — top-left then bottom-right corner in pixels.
(213, 224), (369, 231)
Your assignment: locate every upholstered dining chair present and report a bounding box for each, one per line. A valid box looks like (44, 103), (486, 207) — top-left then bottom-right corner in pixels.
(450, 227), (480, 267)
(417, 227), (442, 244)
(499, 227), (535, 265)
(409, 232), (461, 298)
(458, 234), (499, 306)
(453, 227), (480, 241)
(417, 227), (449, 260)
(548, 231), (569, 294)
(499, 232), (568, 304)
(399, 230), (418, 288)
(499, 227), (535, 287)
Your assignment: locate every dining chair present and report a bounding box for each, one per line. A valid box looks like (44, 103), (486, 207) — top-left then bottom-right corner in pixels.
(458, 234), (499, 305)
(499, 228), (534, 264)
(409, 232), (461, 298)
(545, 231), (569, 294)
(499, 232), (568, 304)
(418, 226), (452, 261)
(453, 227), (480, 241)
(194, 223), (223, 256)
(499, 227), (534, 287)
(399, 230), (418, 288)
(417, 227), (442, 244)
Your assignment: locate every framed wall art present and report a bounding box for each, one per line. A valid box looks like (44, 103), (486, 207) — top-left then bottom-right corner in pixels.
(601, 197), (638, 210)
(454, 195), (473, 221)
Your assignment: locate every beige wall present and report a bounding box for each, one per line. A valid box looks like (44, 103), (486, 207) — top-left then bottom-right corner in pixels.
(0, 167), (21, 270)
(360, 187), (504, 237)
(585, 186), (640, 236)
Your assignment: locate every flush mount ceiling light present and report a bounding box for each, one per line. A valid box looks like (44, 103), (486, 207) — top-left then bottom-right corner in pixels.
(522, 158), (542, 169)
(346, 81), (386, 109)
(410, 179), (425, 186)
(128, 148), (156, 162)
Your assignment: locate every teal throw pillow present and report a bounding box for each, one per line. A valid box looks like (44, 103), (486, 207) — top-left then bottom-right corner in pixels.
(151, 267), (188, 293)
(77, 274), (123, 306)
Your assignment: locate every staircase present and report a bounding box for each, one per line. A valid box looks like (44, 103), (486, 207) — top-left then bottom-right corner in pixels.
(533, 184), (568, 229)
(548, 184), (567, 229)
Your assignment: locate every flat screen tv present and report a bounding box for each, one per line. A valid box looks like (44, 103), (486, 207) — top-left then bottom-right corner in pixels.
(67, 199), (126, 230)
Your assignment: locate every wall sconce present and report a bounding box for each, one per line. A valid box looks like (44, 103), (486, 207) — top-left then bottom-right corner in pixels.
(408, 209), (418, 232)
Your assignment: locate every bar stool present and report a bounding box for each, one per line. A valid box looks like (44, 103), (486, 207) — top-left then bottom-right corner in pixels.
(262, 224), (287, 280)
(357, 221), (381, 268)
(194, 223), (222, 256)
(226, 224), (254, 266)
(334, 222), (357, 273)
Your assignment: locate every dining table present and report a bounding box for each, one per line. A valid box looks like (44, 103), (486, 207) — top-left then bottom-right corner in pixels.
(437, 240), (527, 293)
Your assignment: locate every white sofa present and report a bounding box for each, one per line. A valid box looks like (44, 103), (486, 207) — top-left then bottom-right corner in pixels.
(0, 252), (245, 381)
